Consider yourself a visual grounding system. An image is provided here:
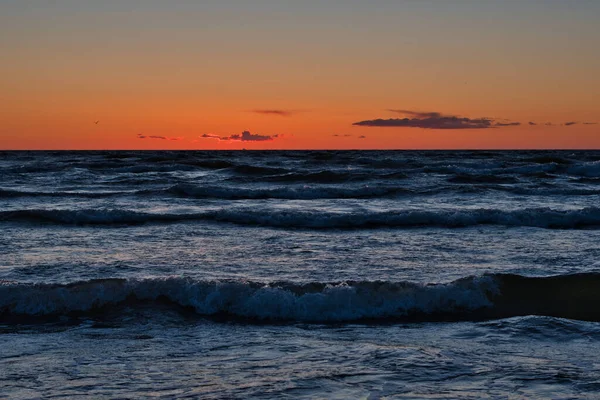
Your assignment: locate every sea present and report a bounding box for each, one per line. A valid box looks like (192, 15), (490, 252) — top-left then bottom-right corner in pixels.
(1, 150), (600, 399)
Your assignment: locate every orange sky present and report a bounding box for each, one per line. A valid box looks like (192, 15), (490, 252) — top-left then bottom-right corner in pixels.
(1, 1), (599, 149)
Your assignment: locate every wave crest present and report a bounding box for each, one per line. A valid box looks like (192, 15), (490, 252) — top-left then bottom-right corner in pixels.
(3, 207), (600, 229)
(0, 276), (497, 321)
(4, 273), (600, 322)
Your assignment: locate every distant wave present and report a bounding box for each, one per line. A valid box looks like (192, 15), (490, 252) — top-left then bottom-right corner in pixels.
(447, 174), (520, 184)
(0, 188), (138, 198)
(3, 273), (600, 322)
(0, 185), (411, 200)
(236, 170), (409, 184)
(3, 207), (600, 229)
(167, 183), (412, 200)
(4, 183), (600, 200)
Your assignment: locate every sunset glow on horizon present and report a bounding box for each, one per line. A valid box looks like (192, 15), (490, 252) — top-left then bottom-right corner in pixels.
(2, 0), (599, 150)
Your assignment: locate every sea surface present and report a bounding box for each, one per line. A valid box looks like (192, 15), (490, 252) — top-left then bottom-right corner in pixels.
(2, 150), (600, 399)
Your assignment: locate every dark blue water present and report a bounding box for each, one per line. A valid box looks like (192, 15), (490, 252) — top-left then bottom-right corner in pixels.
(2, 151), (600, 398)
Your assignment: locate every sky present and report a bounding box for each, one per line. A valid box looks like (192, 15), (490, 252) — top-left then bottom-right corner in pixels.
(1, 0), (599, 149)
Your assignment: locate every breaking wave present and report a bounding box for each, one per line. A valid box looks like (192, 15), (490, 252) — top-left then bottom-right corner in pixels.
(2, 273), (600, 322)
(167, 183), (411, 200)
(3, 207), (600, 229)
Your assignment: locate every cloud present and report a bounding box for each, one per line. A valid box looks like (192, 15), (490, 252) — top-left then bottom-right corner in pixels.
(529, 122), (537, 126)
(531, 121), (597, 127)
(199, 130), (277, 142)
(251, 109), (295, 117)
(353, 116), (495, 129)
(387, 109), (443, 118)
(494, 122), (521, 127)
(563, 121), (598, 126)
(137, 134), (184, 141)
(355, 109), (527, 130)
(358, 135), (367, 139)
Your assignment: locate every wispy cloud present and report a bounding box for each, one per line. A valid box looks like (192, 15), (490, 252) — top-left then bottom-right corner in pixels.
(137, 134), (184, 141)
(494, 122), (521, 127)
(564, 121), (577, 126)
(251, 109), (295, 117)
(201, 134), (222, 139)
(584, 122), (598, 125)
(529, 122), (537, 126)
(387, 109), (443, 118)
(200, 130), (278, 142)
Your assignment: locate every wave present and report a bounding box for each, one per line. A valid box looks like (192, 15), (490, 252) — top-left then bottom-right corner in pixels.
(0, 184), (411, 200)
(3, 207), (600, 229)
(5, 183), (600, 201)
(3, 273), (600, 322)
(238, 170), (408, 184)
(447, 174), (520, 184)
(168, 183), (411, 200)
(0, 188), (139, 198)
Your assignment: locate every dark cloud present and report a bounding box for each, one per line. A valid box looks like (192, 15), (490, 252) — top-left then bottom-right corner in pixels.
(494, 122), (521, 127)
(251, 109), (294, 117)
(354, 109), (527, 130)
(529, 122), (537, 126)
(137, 134), (183, 141)
(358, 135), (367, 139)
(200, 130), (277, 142)
(564, 122), (577, 126)
(353, 116), (495, 129)
(387, 109), (443, 118)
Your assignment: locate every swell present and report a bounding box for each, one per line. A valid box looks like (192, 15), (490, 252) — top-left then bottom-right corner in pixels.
(3, 273), (600, 323)
(3, 207), (600, 229)
(167, 183), (411, 200)
(233, 170), (408, 184)
(4, 184), (600, 200)
(0, 188), (141, 199)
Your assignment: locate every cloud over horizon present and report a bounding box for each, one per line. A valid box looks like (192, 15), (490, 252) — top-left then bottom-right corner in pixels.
(354, 116), (495, 129)
(494, 122), (521, 127)
(354, 110), (523, 130)
(250, 109), (295, 117)
(137, 134), (184, 141)
(200, 130), (278, 142)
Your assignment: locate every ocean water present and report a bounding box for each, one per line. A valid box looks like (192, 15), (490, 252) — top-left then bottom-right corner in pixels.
(2, 150), (600, 399)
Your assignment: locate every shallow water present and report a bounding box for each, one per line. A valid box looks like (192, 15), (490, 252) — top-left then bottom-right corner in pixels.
(2, 150), (600, 398)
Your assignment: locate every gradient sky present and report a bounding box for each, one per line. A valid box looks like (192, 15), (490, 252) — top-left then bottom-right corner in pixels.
(1, 0), (599, 149)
